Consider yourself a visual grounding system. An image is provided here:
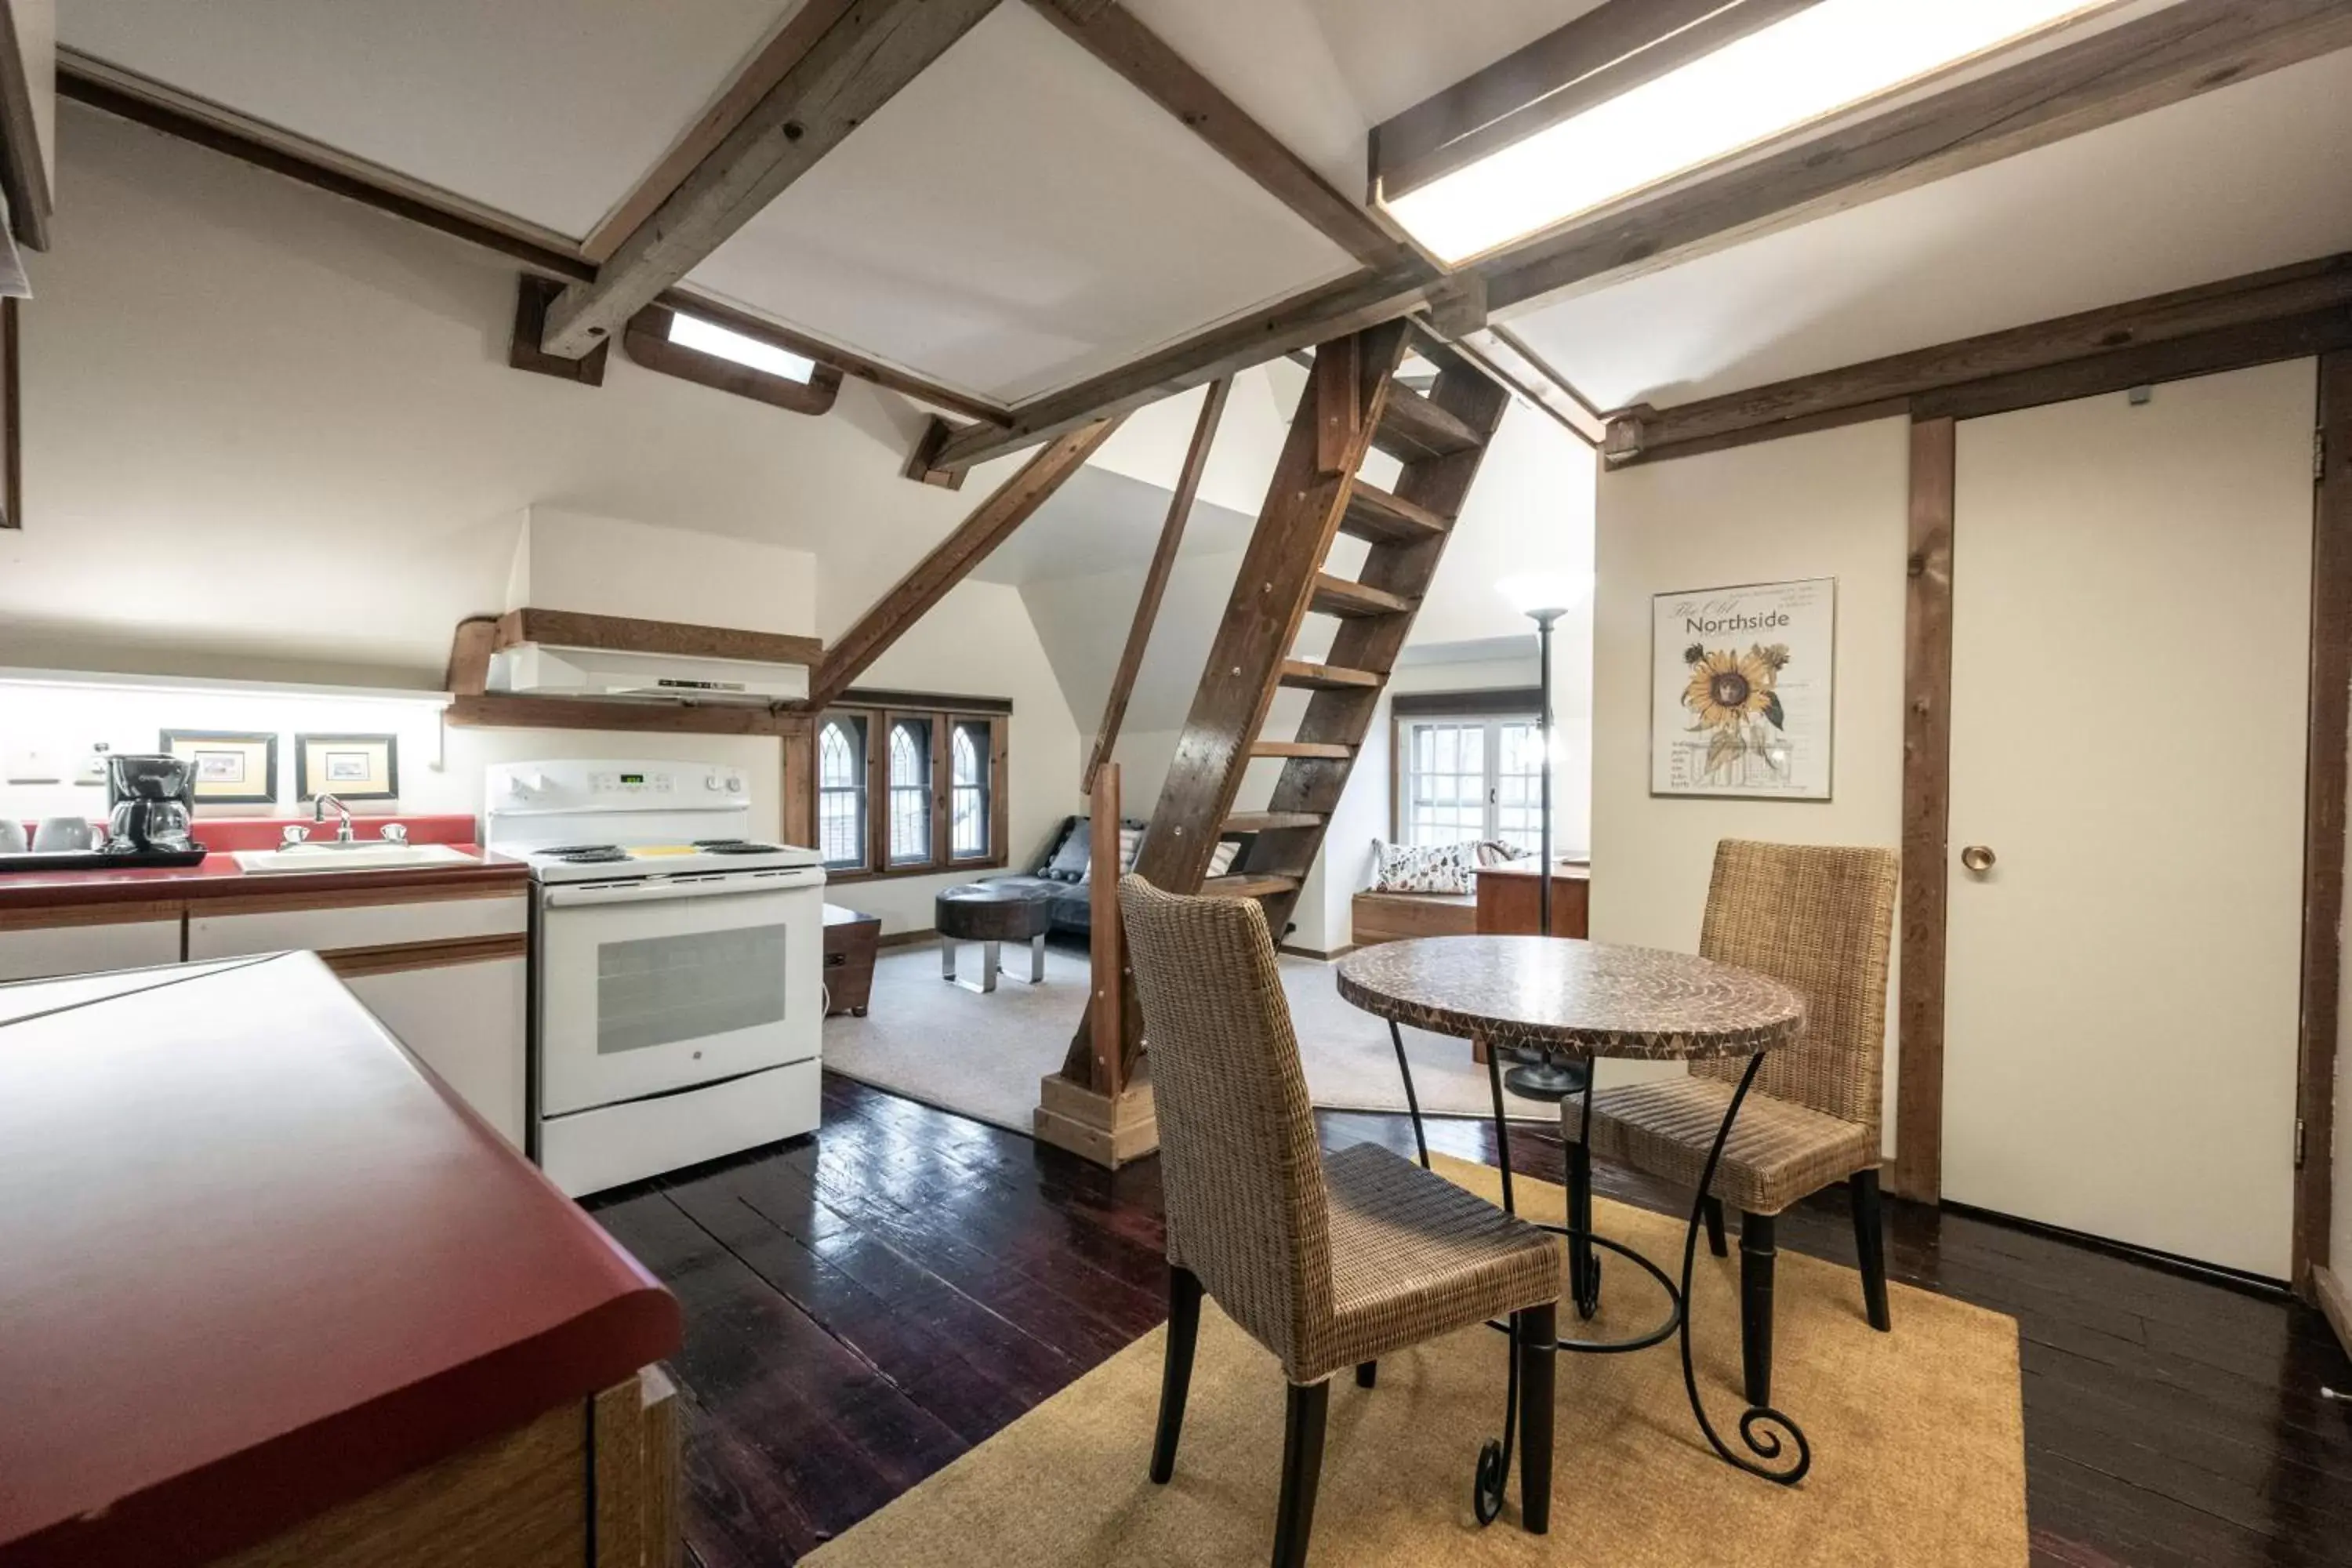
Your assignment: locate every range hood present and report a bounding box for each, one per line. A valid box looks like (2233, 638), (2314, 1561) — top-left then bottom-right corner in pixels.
(487, 641), (810, 705)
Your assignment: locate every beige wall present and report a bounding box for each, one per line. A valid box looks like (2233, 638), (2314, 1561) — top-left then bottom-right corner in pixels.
(1592, 418), (1910, 1131)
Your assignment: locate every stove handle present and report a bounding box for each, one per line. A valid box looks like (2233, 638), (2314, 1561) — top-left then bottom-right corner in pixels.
(541, 868), (826, 908)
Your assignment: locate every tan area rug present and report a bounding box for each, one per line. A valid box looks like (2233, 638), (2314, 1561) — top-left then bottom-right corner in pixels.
(825, 944), (1550, 1134)
(804, 1156), (2026, 1568)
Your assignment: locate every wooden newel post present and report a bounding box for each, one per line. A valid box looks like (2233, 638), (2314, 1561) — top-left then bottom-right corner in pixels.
(1088, 764), (1126, 1100)
(1033, 762), (1160, 1167)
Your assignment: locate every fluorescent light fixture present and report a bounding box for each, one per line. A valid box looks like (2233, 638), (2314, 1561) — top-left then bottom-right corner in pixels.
(1384, 0), (2110, 263)
(667, 311), (815, 383)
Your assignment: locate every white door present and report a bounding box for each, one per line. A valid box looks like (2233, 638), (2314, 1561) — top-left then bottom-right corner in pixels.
(1944, 361), (2316, 1278)
(538, 869), (823, 1117)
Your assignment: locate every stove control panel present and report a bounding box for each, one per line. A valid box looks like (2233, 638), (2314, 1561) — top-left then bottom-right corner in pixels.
(485, 760), (751, 814)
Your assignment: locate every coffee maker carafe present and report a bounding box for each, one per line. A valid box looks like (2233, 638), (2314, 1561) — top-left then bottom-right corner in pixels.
(104, 753), (198, 855)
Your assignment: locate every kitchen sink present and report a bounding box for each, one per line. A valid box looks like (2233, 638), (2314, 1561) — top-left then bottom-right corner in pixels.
(232, 843), (479, 873)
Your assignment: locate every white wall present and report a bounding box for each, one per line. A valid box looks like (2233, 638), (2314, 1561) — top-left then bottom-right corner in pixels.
(0, 677), (782, 833)
(1592, 418), (1910, 1131)
(0, 103), (1085, 884)
(0, 103), (1039, 684)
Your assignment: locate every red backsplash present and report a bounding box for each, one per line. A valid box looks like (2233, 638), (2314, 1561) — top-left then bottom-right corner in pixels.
(13, 814), (480, 851)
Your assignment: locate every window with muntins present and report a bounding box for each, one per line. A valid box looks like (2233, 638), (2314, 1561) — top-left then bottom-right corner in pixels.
(816, 716), (867, 871)
(950, 720), (989, 859)
(1398, 712), (1545, 848)
(806, 698), (1008, 881)
(887, 719), (933, 866)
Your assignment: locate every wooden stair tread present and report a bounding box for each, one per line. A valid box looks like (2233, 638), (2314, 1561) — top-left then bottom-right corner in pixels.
(1308, 572), (1414, 619)
(1203, 873), (1301, 898)
(1373, 387), (1483, 463)
(1278, 659), (1382, 691)
(1250, 740), (1354, 760)
(1224, 811), (1325, 833)
(1338, 483), (1447, 545)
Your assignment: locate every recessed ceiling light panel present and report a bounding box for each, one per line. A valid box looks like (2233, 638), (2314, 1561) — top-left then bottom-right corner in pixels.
(1382, 0), (2114, 264)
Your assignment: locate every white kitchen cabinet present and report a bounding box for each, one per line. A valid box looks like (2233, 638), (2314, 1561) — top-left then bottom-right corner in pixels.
(343, 953), (528, 1148)
(0, 908), (182, 982)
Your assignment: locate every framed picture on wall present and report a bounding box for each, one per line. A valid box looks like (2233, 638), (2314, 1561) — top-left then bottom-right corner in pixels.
(1650, 577), (1835, 800)
(295, 733), (400, 801)
(161, 730), (279, 806)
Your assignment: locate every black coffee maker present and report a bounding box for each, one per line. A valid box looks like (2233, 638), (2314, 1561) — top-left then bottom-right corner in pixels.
(103, 753), (201, 859)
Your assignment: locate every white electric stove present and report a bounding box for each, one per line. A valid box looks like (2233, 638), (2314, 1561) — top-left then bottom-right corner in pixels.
(484, 760), (826, 1197)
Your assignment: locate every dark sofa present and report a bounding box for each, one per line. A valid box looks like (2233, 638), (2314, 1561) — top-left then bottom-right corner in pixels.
(982, 815), (1253, 940)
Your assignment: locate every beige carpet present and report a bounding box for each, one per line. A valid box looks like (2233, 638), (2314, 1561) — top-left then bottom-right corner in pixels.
(805, 1156), (2026, 1568)
(824, 942), (1551, 1134)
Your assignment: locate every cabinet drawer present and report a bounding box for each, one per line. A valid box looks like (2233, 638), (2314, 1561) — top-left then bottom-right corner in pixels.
(0, 918), (183, 982)
(190, 890), (527, 960)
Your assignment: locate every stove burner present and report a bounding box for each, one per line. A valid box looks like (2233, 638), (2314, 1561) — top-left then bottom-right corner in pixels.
(691, 838), (749, 848)
(552, 847), (632, 864)
(534, 843), (622, 857)
(701, 840), (786, 855)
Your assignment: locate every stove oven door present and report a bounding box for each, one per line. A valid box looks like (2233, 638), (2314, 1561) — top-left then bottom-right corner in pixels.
(536, 866), (824, 1117)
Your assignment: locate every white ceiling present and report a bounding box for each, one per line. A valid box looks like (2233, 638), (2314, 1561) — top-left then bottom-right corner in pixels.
(61, 0), (800, 239)
(685, 3), (1356, 404)
(1504, 42), (2352, 412)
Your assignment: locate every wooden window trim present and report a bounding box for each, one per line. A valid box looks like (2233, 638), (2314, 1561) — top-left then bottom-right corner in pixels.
(822, 699), (1011, 884)
(622, 303), (844, 417)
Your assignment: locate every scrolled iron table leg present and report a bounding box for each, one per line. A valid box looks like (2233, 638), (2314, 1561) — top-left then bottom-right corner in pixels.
(1677, 1054), (1812, 1485)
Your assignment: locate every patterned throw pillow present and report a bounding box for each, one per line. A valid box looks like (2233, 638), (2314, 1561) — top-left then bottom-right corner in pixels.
(1119, 826), (1145, 873)
(1044, 819), (1092, 883)
(1370, 838), (1481, 895)
(1207, 839), (1241, 877)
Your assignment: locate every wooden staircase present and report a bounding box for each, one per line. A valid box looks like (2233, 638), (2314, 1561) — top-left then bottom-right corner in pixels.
(1056, 318), (1508, 1091)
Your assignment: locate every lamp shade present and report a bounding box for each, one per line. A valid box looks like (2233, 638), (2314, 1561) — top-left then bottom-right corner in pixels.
(1497, 572), (1592, 620)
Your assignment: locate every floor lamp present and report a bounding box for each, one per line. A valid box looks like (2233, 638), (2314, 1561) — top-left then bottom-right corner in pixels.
(1497, 578), (1588, 1102)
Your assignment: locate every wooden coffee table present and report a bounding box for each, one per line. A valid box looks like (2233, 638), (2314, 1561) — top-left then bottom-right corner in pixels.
(935, 883), (1054, 994)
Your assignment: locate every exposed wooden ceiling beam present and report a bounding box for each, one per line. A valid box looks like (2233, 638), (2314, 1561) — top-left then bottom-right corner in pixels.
(539, 0), (1003, 359)
(1371, 0), (1821, 205)
(1026, 0), (1411, 272)
(56, 52), (1014, 425)
(929, 264), (1447, 470)
(1606, 251), (2352, 466)
(580, 0), (857, 263)
(1482, 0), (2352, 316)
(1083, 376), (1231, 793)
(807, 415), (1127, 708)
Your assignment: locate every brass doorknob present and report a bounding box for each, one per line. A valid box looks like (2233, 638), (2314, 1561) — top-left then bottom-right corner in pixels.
(1960, 845), (1996, 873)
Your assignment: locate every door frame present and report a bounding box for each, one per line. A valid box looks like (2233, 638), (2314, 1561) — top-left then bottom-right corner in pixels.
(1892, 351), (2350, 1301)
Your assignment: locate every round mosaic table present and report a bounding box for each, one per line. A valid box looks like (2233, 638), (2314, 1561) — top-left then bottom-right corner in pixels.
(1335, 935), (1811, 1503)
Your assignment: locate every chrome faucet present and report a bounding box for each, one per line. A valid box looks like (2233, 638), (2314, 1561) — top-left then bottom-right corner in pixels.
(312, 793), (357, 843)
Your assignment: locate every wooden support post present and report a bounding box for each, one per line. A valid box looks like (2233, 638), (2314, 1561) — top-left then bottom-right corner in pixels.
(1083, 377), (1231, 792)
(1893, 416), (1956, 1203)
(1034, 763), (1158, 1167)
(2294, 350), (2352, 1300)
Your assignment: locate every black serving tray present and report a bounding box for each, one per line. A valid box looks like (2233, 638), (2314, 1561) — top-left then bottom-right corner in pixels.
(0, 845), (210, 873)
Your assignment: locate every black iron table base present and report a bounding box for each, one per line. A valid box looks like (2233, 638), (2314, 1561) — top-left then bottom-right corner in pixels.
(1384, 1019), (1813, 1523)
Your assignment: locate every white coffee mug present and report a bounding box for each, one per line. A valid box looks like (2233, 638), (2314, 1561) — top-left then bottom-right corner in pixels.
(31, 817), (96, 851)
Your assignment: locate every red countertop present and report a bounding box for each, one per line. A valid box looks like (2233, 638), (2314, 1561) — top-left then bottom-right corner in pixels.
(0, 952), (681, 1568)
(0, 815), (528, 911)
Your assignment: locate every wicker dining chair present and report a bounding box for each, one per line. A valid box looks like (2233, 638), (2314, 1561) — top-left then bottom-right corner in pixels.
(1563, 840), (1899, 1409)
(1119, 875), (1563, 1566)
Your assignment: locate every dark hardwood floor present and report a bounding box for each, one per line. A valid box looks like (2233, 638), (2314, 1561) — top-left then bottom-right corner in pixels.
(587, 1074), (2352, 1568)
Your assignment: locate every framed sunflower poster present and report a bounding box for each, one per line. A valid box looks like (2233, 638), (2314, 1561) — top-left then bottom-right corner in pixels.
(1651, 577), (1835, 800)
